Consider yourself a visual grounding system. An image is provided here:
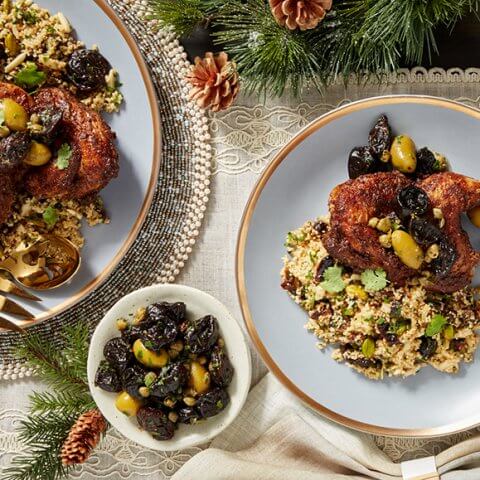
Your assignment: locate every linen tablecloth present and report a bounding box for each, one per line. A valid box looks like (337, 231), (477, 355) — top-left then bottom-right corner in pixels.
(3, 67), (480, 477)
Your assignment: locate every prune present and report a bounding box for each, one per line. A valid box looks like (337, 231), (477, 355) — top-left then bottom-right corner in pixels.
(376, 323), (400, 345)
(430, 240), (456, 277)
(177, 406), (200, 424)
(409, 217), (442, 246)
(103, 337), (133, 371)
(121, 325), (143, 345)
(32, 108), (62, 144)
(150, 363), (188, 398)
(314, 256), (335, 283)
(136, 407), (175, 440)
(416, 147), (437, 175)
(209, 346), (234, 387)
(347, 357), (381, 369)
(196, 388), (230, 418)
(0, 132), (30, 171)
(122, 364), (148, 400)
(67, 49), (111, 92)
(146, 302), (186, 324)
(368, 114), (391, 158)
(397, 186), (429, 216)
(348, 146), (379, 179)
(313, 220), (328, 236)
(185, 315), (219, 354)
(139, 316), (178, 352)
(95, 361), (122, 392)
(419, 336), (437, 359)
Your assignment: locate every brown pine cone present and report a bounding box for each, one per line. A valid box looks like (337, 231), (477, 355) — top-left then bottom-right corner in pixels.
(269, 0), (332, 30)
(186, 52), (240, 113)
(60, 409), (107, 466)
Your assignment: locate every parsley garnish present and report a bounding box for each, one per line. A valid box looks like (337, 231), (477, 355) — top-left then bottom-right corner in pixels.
(320, 266), (345, 293)
(361, 268), (388, 292)
(55, 143), (72, 170)
(425, 314), (447, 337)
(216, 400), (224, 409)
(42, 206), (58, 228)
(14, 63), (46, 89)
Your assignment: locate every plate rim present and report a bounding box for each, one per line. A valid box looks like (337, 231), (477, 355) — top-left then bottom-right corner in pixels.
(21, 0), (162, 326)
(236, 94), (480, 437)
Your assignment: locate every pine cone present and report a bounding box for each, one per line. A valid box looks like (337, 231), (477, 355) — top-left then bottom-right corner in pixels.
(269, 0), (332, 30)
(60, 409), (107, 466)
(186, 52), (240, 113)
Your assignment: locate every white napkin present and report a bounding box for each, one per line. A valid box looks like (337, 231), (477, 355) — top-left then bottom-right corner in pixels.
(172, 374), (480, 480)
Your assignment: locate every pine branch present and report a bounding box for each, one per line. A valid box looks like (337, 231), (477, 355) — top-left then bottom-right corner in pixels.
(2, 411), (78, 480)
(29, 390), (95, 415)
(15, 322), (91, 395)
(147, 0), (223, 36)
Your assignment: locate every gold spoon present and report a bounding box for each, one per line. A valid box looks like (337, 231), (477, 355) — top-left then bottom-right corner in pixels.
(0, 234), (81, 291)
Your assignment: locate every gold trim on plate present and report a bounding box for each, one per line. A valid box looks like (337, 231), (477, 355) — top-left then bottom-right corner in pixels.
(21, 0), (162, 326)
(236, 95), (480, 437)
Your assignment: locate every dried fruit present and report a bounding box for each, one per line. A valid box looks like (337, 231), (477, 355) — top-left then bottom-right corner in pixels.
(103, 337), (132, 372)
(314, 255), (334, 283)
(348, 146), (378, 179)
(185, 315), (219, 354)
(397, 186), (429, 216)
(67, 48), (111, 92)
(150, 363), (188, 399)
(95, 361), (122, 393)
(136, 407), (175, 440)
(430, 240), (456, 277)
(196, 388), (230, 418)
(209, 345), (234, 387)
(419, 336), (437, 359)
(409, 217), (442, 246)
(368, 114), (391, 158)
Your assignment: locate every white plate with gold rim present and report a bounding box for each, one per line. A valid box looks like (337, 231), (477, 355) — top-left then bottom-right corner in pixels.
(237, 96), (480, 436)
(14, 0), (160, 324)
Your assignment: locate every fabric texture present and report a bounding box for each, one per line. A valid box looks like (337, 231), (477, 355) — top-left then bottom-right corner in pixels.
(172, 375), (480, 480)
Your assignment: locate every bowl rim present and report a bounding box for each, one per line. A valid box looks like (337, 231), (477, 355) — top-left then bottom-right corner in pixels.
(21, 0), (162, 327)
(235, 94), (480, 438)
(87, 283), (252, 451)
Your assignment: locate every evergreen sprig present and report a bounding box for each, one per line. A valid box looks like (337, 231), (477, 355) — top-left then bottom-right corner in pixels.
(148, 0), (479, 97)
(2, 322), (97, 480)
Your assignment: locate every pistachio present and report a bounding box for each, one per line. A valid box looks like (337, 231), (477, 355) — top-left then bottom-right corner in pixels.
(346, 284), (367, 301)
(361, 338), (375, 359)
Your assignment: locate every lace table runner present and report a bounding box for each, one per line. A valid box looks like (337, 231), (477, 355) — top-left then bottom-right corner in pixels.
(2, 16), (480, 478)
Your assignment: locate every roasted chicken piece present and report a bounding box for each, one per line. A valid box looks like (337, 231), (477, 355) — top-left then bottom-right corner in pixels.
(25, 88), (119, 199)
(323, 172), (416, 285)
(418, 172), (480, 292)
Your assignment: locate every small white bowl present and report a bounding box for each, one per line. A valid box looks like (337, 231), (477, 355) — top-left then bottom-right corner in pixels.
(87, 284), (251, 451)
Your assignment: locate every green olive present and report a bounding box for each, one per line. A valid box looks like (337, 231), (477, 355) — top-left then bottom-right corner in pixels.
(468, 206), (480, 228)
(24, 141), (52, 166)
(115, 391), (141, 416)
(189, 360), (211, 394)
(5, 33), (19, 56)
(391, 230), (424, 269)
(390, 135), (417, 173)
(3, 98), (28, 131)
(133, 338), (169, 368)
(361, 338), (375, 359)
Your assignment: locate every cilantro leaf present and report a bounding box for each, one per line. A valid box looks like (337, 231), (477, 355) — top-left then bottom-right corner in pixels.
(42, 206), (58, 228)
(14, 63), (46, 89)
(425, 314), (447, 337)
(320, 265), (345, 293)
(361, 268), (388, 292)
(55, 143), (72, 170)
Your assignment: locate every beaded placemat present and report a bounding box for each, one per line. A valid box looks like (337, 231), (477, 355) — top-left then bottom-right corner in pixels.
(0, 0), (211, 380)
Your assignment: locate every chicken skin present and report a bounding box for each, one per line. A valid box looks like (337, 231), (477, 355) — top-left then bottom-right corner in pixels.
(418, 172), (480, 292)
(324, 171), (480, 293)
(323, 172), (416, 285)
(25, 88), (119, 199)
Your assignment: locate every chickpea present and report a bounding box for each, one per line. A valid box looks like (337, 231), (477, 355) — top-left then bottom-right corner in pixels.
(376, 217), (391, 233)
(390, 135), (417, 173)
(116, 318), (128, 331)
(115, 391), (141, 416)
(133, 339), (169, 368)
(3, 98), (28, 131)
(183, 396), (196, 407)
(138, 386), (150, 398)
(189, 360), (211, 394)
(391, 230), (424, 269)
(132, 306), (146, 325)
(468, 206), (480, 228)
(168, 411), (179, 423)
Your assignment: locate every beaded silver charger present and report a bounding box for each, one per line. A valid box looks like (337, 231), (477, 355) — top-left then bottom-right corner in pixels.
(0, 0), (212, 380)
